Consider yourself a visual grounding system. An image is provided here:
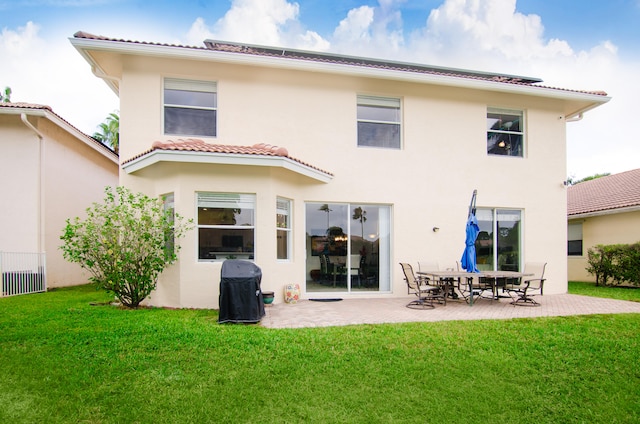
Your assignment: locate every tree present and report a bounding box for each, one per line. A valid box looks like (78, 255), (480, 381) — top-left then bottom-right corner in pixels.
(1, 86), (11, 102)
(60, 186), (192, 308)
(566, 173), (610, 186)
(93, 111), (119, 154)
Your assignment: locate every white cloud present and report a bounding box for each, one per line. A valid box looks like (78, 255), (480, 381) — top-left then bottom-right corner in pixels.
(185, 0), (328, 50)
(1, 21), (118, 134)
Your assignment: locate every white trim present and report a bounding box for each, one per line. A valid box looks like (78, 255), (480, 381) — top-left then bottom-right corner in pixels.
(122, 150), (333, 183)
(70, 37), (611, 119)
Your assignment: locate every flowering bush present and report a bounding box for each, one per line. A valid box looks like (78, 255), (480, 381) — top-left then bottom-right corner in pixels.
(60, 186), (192, 307)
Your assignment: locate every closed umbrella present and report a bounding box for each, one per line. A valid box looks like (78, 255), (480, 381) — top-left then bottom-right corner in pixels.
(460, 190), (479, 273)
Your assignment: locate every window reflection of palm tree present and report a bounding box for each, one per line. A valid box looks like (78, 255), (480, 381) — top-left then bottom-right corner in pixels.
(319, 204), (332, 229)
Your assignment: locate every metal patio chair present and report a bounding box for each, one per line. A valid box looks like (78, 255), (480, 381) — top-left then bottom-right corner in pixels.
(505, 262), (546, 306)
(400, 263), (445, 309)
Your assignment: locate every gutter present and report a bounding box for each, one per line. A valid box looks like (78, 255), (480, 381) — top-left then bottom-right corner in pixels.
(20, 113), (46, 254)
(568, 205), (640, 220)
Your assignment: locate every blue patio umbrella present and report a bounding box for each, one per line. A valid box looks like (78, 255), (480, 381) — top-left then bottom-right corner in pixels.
(460, 190), (480, 273)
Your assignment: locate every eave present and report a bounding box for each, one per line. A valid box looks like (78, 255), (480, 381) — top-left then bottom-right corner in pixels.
(122, 150), (333, 183)
(70, 36), (610, 119)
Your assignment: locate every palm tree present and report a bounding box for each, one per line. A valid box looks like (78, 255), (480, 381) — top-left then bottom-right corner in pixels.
(1, 86), (11, 102)
(93, 111), (119, 153)
(352, 206), (367, 239)
(319, 204), (332, 229)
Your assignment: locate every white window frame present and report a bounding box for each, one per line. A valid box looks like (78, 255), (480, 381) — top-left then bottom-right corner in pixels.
(357, 95), (402, 149)
(276, 197), (292, 261)
(196, 192), (255, 261)
(164, 78), (217, 137)
(487, 107), (525, 157)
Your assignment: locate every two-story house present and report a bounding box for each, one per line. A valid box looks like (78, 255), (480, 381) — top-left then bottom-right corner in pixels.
(71, 31), (609, 308)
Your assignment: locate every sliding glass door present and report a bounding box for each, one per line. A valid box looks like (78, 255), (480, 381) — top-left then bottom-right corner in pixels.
(306, 203), (390, 293)
(475, 208), (522, 271)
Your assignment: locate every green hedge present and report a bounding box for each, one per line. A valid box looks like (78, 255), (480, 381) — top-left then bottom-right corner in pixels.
(586, 243), (640, 286)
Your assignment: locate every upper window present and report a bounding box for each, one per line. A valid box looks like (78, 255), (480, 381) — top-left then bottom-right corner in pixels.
(164, 78), (217, 137)
(357, 95), (401, 149)
(487, 108), (523, 157)
(197, 193), (255, 260)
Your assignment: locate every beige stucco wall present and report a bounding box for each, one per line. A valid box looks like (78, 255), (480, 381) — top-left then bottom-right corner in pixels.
(568, 210), (640, 282)
(0, 116), (41, 252)
(0, 112), (118, 288)
(114, 54), (571, 309)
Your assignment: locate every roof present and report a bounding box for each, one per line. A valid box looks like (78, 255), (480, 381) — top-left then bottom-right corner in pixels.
(121, 139), (333, 183)
(0, 102), (118, 160)
(71, 32), (610, 108)
(568, 168), (640, 218)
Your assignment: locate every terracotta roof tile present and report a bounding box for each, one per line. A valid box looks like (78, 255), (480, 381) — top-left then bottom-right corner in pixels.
(567, 168), (640, 216)
(123, 139), (333, 176)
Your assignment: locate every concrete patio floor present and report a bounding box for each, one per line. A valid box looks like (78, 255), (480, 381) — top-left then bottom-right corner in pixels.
(261, 294), (640, 328)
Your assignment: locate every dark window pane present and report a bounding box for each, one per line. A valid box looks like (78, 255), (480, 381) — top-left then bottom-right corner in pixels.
(487, 133), (522, 156)
(358, 122), (400, 148)
(198, 207), (253, 226)
(165, 89), (216, 108)
(165, 107), (216, 136)
(568, 240), (583, 256)
(487, 112), (521, 132)
(198, 228), (254, 259)
(277, 229), (289, 260)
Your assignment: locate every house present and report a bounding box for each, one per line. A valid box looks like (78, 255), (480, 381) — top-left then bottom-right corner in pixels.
(0, 102), (119, 292)
(567, 169), (640, 282)
(70, 31), (609, 308)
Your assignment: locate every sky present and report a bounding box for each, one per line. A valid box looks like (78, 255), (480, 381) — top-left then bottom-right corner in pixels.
(1, 0), (639, 180)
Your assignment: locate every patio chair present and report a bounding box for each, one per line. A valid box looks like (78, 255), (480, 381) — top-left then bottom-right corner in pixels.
(399, 263), (445, 309)
(349, 254), (365, 288)
(505, 262), (546, 306)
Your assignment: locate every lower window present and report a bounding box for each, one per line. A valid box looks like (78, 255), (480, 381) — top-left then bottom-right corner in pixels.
(568, 222), (583, 256)
(197, 193), (255, 260)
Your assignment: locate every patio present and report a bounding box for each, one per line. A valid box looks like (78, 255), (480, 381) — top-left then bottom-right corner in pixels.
(261, 294), (640, 328)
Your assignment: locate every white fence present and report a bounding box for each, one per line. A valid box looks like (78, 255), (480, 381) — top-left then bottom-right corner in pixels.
(1, 252), (47, 297)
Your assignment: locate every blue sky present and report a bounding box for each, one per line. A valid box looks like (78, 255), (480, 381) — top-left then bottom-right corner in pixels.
(2, 0), (639, 178)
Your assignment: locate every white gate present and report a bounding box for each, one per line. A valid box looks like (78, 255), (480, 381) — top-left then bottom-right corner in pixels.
(0, 252), (47, 297)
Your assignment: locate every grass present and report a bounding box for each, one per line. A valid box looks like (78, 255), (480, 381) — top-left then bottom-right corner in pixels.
(569, 280), (640, 302)
(1, 284), (639, 423)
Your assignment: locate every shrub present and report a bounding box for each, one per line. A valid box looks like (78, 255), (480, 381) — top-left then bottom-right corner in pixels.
(60, 186), (192, 307)
(586, 243), (640, 287)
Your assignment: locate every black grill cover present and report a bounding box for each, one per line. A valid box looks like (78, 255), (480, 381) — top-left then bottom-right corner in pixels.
(218, 260), (265, 324)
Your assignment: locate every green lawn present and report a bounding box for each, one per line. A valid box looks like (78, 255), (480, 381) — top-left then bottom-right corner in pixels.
(569, 280), (640, 302)
(1, 284), (639, 423)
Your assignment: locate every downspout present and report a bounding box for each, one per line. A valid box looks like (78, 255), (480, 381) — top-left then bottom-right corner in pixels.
(20, 113), (45, 255)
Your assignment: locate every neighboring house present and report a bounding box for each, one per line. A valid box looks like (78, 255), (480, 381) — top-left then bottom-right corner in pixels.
(0, 102), (119, 291)
(71, 31), (609, 308)
(567, 169), (640, 282)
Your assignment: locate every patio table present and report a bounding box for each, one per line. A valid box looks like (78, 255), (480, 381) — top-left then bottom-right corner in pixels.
(418, 270), (533, 306)
(417, 270), (478, 305)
